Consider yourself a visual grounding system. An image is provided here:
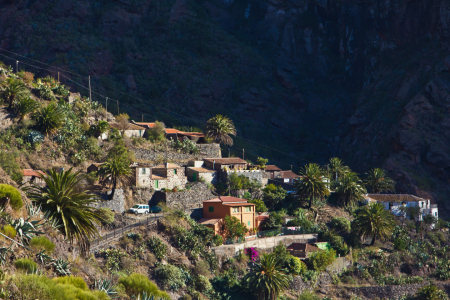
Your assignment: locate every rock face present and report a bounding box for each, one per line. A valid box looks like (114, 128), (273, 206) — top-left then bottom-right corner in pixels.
(3, 0), (450, 213)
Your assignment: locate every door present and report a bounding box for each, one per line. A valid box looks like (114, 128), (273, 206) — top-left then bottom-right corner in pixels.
(193, 173), (197, 182)
(155, 180), (158, 189)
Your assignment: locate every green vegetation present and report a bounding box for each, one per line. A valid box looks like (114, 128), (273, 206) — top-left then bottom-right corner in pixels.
(335, 172), (366, 207)
(15, 258), (38, 273)
(295, 163), (330, 208)
(308, 249), (336, 272)
(96, 208), (115, 225)
(2, 78), (29, 109)
(206, 115), (236, 146)
(262, 184), (286, 210)
(248, 199), (268, 212)
(147, 121), (166, 142)
(364, 168), (395, 194)
(34, 103), (64, 136)
(28, 168), (106, 254)
(147, 236), (168, 260)
(224, 215), (248, 241)
(0, 184), (23, 210)
(1, 225), (16, 238)
(352, 203), (396, 245)
(155, 264), (186, 291)
(118, 273), (170, 299)
(29, 236), (55, 253)
(98, 156), (132, 200)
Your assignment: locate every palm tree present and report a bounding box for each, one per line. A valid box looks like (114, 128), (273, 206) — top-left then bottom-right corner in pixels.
(15, 96), (39, 122)
(328, 157), (350, 182)
(335, 172), (367, 207)
(364, 168), (395, 194)
(34, 103), (64, 135)
(27, 168), (106, 254)
(243, 253), (291, 300)
(2, 78), (29, 109)
(206, 115), (236, 146)
(294, 163), (330, 209)
(97, 156), (132, 200)
(352, 202), (396, 246)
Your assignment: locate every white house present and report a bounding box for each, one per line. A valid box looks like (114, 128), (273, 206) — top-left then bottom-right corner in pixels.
(364, 194), (438, 221)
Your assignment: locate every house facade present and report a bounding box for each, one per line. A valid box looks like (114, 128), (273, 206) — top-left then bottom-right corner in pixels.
(134, 163), (187, 191)
(198, 196), (256, 237)
(203, 158), (266, 186)
(109, 123), (146, 138)
(186, 161), (218, 184)
(263, 165), (282, 179)
(130, 121), (206, 143)
(364, 194), (438, 221)
(22, 169), (45, 187)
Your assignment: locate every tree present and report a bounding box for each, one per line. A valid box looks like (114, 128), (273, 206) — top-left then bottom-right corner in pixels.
(262, 184), (286, 210)
(15, 96), (39, 122)
(115, 113), (130, 135)
(147, 121), (166, 142)
(335, 172), (367, 207)
(352, 202), (396, 246)
(34, 103), (64, 136)
(89, 120), (110, 138)
(415, 284), (448, 300)
(206, 115), (236, 146)
(97, 156), (132, 200)
(223, 215), (248, 241)
(2, 78), (29, 109)
(364, 168), (395, 194)
(243, 253), (291, 300)
(294, 163), (330, 209)
(27, 168), (107, 254)
(308, 249), (337, 271)
(248, 199), (268, 213)
(256, 157), (268, 169)
(328, 157), (350, 182)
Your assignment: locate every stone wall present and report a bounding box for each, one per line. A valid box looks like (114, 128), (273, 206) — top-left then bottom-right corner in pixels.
(224, 170), (266, 186)
(350, 283), (427, 300)
(212, 234), (319, 256)
(92, 189), (125, 213)
(165, 182), (216, 211)
(132, 144), (221, 162)
(131, 187), (157, 207)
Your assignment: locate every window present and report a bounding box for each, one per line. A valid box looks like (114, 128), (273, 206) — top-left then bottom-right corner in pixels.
(247, 221), (251, 226)
(244, 206), (251, 212)
(174, 169), (177, 175)
(142, 168), (146, 175)
(232, 207), (240, 213)
(209, 206), (214, 212)
(435, 212), (438, 216)
(139, 130), (142, 136)
(421, 202), (424, 208)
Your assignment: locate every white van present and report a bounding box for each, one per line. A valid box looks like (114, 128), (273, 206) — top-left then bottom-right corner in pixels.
(129, 204), (149, 215)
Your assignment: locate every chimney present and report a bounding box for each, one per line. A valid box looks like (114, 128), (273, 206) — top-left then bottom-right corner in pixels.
(165, 162), (169, 168)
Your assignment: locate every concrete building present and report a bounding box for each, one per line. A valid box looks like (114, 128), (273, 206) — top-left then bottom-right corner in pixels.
(109, 122), (146, 138)
(186, 161), (218, 184)
(364, 194), (438, 221)
(198, 196), (256, 237)
(134, 163), (187, 191)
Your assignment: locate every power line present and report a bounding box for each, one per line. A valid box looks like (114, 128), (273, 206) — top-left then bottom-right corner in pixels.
(0, 49), (311, 165)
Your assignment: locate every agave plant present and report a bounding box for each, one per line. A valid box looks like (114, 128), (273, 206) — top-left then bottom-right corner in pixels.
(0, 246), (12, 265)
(35, 250), (52, 265)
(51, 258), (71, 276)
(95, 278), (118, 299)
(26, 203), (42, 217)
(10, 218), (44, 243)
(137, 292), (166, 300)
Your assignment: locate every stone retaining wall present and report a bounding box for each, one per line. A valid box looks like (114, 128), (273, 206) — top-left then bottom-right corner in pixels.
(350, 283), (427, 300)
(132, 144), (221, 162)
(92, 189), (125, 213)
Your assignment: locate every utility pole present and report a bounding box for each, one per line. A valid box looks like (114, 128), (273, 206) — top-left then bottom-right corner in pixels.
(16, 61), (18, 73)
(242, 149), (244, 160)
(117, 100), (119, 115)
(88, 76), (92, 101)
(142, 114), (143, 122)
(291, 165), (293, 171)
(58, 72), (60, 83)
(105, 97), (108, 112)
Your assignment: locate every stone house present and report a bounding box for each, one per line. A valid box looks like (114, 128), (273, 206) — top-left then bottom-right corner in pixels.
(278, 170), (301, 184)
(364, 194), (438, 221)
(21, 169), (45, 187)
(203, 158), (248, 171)
(134, 163), (187, 191)
(186, 161), (218, 184)
(130, 121), (206, 143)
(198, 196), (256, 238)
(109, 122), (146, 138)
(287, 243), (323, 260)
(263, 165), (282, 179)
(87, 163), (102, 174)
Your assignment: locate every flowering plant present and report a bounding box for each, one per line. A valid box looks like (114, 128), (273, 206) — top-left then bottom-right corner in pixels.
(245, 247), (259, 262)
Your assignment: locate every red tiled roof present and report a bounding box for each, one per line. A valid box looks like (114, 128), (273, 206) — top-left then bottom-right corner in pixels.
(223, 203), (255, 207)
(153, 163), (182, 169)
(204, 196), (248, 203)
(204, 158), (247, 165)
(279, 170), (301, 179)
(22, 169), (44, 177)
(165, 129), (183, 134)
(287, 243), (322, 253)
(264, 165), (282, 171)
(256, 215), (269, 221)
(134, 122), (156, 128)
(198, 218), (221, 225)
(189, 167), (216, 173)
(110, 123), (145, 130)
(366, 194), (426, 203)
(179, 132), (205, 138)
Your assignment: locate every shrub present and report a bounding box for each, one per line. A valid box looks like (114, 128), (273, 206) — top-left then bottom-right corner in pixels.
(287, 256), (307, 275)
(194, 260), (211, 277)
(15, 258), (38, 273)
(194, 275), (212, 293)
(393, 238), (406, 251)
(147, 236), (168, 260)
(29, 236), (55, 253)
(118, 273), (170, 299)
(298, 291), (321, 300)
(415, 283), (448, 300)
(0, 184), (23, 210)
(1, 225), (16, 238)
(14, 274), (53, 300)
(308, 249), (337, 272)
(182, 295), (192, 300)
(96, 208), (115, 225)
(212, 234), (223, 246)
(155, 264), (186, 291)
(330, 217), (351, 233)
(245, 247), (259, 262)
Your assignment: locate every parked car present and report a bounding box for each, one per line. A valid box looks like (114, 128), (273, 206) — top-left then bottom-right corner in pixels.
(150, 206), (162, 213)
(129, 204), (149, 215)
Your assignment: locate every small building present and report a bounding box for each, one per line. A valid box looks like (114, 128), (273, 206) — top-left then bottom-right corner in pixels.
(87, 163), (102, 174)
(264, 165), (282, 179)
(279, 170), (301, 184)
(186, 161), (218, 184)
(364, 194), (438, 221)
(135, 163), (187, 191)
(287, 243), (323, 259)
(21, 169), (45, 187)
(199, 196), (256, 237)
(109, 122), (146, 138)
(255, 213), (270, 231)
(203, 158), (248, 171)
(131, 121), (206, 143)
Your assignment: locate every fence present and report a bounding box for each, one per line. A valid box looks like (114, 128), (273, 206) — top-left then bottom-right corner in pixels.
(86, 216), (160, 251)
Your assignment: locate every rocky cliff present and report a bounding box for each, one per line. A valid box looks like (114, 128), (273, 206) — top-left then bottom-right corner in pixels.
(1, 0), (450, 213)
